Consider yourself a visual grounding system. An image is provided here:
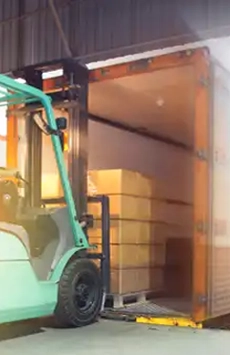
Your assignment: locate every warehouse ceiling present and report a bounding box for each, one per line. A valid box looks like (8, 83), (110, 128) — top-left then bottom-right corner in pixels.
(1, 0), (230, 73)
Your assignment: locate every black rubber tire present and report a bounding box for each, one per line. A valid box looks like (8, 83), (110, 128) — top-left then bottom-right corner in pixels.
(54, 258), (103, 328)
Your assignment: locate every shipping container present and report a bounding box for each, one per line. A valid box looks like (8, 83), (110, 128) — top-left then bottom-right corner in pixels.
(86, 47), (230, 324)
(10, 46), (230, 325)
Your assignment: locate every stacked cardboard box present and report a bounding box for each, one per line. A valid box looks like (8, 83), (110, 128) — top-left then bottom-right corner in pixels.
(41, 163), (193, 296)
(87, 169), (169, 295)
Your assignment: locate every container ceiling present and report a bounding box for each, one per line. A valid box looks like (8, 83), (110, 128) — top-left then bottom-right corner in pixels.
(89, 65), (195, 146)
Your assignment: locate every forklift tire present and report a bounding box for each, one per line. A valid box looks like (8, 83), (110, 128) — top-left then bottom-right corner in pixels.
(54, 258), (103, 328)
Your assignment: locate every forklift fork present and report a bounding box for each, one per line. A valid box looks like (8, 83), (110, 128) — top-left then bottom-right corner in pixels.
(87, 195), (111, 297)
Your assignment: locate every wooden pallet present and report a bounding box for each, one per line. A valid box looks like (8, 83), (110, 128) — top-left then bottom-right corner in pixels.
(107, 291), (153, 309)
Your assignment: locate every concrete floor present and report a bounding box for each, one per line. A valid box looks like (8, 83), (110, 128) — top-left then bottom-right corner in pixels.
(0, 320), (230, 355)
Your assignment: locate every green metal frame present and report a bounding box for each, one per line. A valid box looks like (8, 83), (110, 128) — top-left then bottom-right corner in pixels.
(0, 74), (89, 250)
(0, 229), (58, 323)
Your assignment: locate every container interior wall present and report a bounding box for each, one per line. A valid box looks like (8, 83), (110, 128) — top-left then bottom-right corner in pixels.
(88, 63), (196, 315)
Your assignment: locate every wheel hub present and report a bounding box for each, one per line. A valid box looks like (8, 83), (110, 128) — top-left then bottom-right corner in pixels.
(74, 273), (95, 312)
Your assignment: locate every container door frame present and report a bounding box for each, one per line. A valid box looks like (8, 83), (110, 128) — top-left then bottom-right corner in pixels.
(192, 48), (210, 323)
(90, 47), (211, 322)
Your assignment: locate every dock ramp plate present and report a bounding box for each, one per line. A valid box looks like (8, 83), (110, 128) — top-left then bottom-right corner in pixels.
(102, 301), (202, 329)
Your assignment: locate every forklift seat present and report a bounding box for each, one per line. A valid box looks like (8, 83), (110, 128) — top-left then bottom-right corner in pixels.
(19, 207), (73, 280)
(0, 222), (30, 254)
(18, 208), (59, 259)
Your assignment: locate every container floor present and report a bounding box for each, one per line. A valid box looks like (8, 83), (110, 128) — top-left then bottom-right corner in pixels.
(104, 297), (192, 318)
(153, 297), (192, 315)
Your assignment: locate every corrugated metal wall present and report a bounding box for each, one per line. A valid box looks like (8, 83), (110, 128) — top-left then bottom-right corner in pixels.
(0, 0), (19, 73)
(1, 0), (230, 73)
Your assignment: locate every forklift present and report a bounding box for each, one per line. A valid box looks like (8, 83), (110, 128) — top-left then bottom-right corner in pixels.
(0, 62), (110, 328)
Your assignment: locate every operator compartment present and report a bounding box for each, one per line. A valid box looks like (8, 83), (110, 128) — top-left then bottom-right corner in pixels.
(0, 167), (61, 274)
(4, 112), (74, 280)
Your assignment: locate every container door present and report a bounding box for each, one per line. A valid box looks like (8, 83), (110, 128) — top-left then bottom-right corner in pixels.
(208, 63), (230, 319)
(192, 49), (210, 322)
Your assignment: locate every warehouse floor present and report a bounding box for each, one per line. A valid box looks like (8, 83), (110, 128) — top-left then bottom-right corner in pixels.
(0, 320), (230, 355)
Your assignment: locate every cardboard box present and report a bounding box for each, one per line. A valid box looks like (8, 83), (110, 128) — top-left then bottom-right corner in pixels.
(88, 220), (168, 244)
(149, 267), (165, 291)
(110, 268), (150, 294)
(151, 201), (193, 227)
(88, 195), (193, 225)
(89, 243), (165, 269)
(88, 194), (152, 221)
(89, 169), (153, 198)
(110, 267), (164, 294)
(166, 203), (193, 227)
(150, 244), (166, 266)
(165, 224), (193, 239)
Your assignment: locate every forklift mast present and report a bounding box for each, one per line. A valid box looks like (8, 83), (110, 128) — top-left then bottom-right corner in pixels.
(13, 59), (111, 294)
(13, 59), (89, 220)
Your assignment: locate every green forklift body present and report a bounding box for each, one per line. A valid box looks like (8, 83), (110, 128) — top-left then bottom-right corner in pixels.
(0, 74), (92, 324)
(0, 230), (57, 323)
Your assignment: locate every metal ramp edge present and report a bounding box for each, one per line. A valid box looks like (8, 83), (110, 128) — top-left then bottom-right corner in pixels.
(101, 301), (202, 329)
